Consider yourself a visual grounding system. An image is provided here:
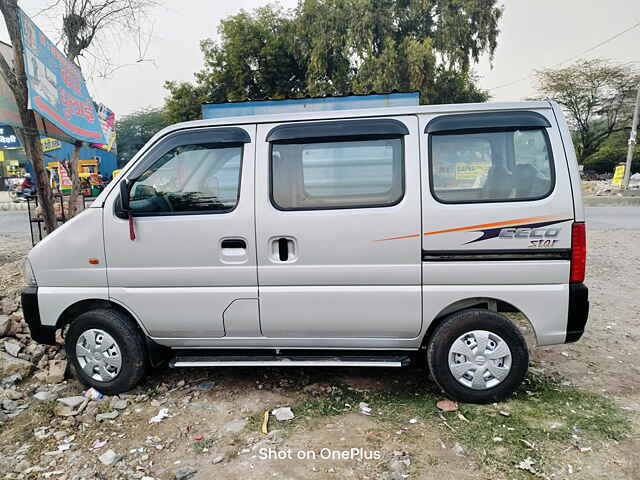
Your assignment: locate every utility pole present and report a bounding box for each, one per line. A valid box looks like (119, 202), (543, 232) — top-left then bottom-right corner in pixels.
(622, 84), (640, 190)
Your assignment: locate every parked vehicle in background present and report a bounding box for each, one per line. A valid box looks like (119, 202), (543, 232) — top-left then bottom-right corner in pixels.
(9, 174), (36, 202)
(21, 98), (589, 403)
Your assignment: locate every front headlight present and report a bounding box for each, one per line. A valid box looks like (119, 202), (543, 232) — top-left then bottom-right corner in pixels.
(23, 259), (37, 286)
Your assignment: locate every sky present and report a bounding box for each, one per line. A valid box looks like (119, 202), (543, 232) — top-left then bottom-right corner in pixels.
(1, 0), (639, 118)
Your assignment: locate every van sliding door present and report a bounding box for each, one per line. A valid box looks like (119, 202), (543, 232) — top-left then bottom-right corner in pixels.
(254, 116), (422, 342)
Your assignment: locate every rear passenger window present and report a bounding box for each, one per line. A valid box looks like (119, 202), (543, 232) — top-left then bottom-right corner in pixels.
(430, 129), (554, 203)
(271, 138), (404, 210)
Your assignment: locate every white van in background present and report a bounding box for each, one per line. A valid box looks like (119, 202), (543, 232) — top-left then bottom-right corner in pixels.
(21, 98), (588, 403)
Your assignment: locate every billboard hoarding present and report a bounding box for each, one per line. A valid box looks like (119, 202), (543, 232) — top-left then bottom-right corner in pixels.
(18, 8), (106, 144)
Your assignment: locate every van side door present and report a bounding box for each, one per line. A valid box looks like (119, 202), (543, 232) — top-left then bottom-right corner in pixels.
(102, 126), (258, 343)
(254, 116), (422, 342)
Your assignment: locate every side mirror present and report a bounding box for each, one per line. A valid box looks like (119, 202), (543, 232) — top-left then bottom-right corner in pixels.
(119, 179), (131, 212)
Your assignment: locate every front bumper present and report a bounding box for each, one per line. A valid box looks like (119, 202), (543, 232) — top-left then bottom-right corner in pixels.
(21, 286), (57, 345)
(565, 283), (589, 343)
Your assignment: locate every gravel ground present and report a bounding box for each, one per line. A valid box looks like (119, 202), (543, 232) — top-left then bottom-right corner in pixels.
(0, 233), (30, 267)
(0, 226), (638, 479)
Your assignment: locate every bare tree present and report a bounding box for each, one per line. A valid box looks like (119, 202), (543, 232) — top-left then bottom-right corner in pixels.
(0, 0), (57, 233)
(535, 59), (640, 163)
(50, 0), (158, 217)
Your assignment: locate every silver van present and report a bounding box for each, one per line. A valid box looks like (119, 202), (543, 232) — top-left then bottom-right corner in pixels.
(21, 99), (588, 403)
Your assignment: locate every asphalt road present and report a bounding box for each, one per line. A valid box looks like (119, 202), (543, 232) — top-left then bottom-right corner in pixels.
(0, 207), (638, 235)
(0, 210), (30, 234)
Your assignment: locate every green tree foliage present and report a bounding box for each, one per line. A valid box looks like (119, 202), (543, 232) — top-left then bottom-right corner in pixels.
(115, 107), (171, 166)
(534, 59), (640, 164)
(164, 0), (502, 123)
(583, 130), (639, 174)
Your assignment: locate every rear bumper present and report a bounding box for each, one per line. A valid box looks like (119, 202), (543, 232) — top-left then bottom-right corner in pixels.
(565, 283), (589, 343)
(21, 287), (57, 345)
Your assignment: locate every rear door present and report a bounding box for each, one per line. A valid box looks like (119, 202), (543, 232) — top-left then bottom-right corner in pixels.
(103, 125), (258, 341)
(419, 109), (575, 283)
(255, 116), (422, 339)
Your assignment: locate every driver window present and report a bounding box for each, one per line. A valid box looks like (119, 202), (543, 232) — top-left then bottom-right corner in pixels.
(129, 143), (242, 214)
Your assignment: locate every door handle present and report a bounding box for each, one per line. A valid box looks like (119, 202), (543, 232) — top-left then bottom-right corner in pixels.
(270, 237), (297, 262)
(221, 238), (246, 249)
(278, 238), (288, 261)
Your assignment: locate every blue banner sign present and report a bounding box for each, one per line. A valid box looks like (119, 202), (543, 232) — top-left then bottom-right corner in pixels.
(202, 92), (420, 119)
(18, 9), (106, 144)
(0, 124), (21, 148)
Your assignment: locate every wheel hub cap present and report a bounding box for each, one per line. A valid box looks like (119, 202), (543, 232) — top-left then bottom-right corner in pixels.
(448, 330), (512, 390)
(75, 329), (122, 382)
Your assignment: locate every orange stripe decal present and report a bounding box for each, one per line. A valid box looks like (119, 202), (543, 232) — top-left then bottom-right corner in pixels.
(374, 233), (422, 242)
(374, 214), (569, 242)
(422, 215), (563, 236)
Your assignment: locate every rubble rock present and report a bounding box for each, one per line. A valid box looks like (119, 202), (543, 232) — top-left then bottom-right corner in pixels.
(175, 466), (197, 480)
(1, 399), (18, 411)
(0, 315), (10, 337)
(23, 343), (46, 364)
(4, 388), (22, 400)
(45, 360), (67, 384)
(0, 373), (22, 387)
(54, 404), (77, 417)
(1, 298), (17, 316)
(272, 407), (294, 422)
(98, 449), (122, 466)
(3, 340), (22, 357)
(111, 399), (128, 410)
(453, 442), (466, 457)
(57, 396), (86, 409)
(96, 410), (119, 422)
(0, 351), (32, 377)
(34, 391), (58, 402)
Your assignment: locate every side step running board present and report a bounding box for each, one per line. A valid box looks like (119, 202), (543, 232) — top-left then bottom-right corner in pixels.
(169, 355), (410, 368)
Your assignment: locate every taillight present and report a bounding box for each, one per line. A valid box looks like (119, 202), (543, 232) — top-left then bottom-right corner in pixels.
(570, 222), (586, 283)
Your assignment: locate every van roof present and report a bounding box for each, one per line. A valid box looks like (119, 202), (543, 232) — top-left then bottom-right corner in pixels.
(161, 100), (553, 137)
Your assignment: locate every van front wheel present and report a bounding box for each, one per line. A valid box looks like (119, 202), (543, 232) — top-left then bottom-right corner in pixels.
(65, 308), (147, 394)
(427, 309), (528, 403)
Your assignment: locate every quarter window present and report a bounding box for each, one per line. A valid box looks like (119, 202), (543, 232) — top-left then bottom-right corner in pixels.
(129, 143), (242, 214)
(271, 138), (404, 210)
(430, 129), (554, 203)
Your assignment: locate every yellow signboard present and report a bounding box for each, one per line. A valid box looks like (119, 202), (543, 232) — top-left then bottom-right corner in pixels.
(456, 161), (491, 181)
(0, 151), (4, 162)
(41, 137), (62, 152)
(612, 164), (625, 187)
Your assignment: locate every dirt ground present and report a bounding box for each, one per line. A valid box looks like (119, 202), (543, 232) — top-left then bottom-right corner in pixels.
(0, 228), (638, 480)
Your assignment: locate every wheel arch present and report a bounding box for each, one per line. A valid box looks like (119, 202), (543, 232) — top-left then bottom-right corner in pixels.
(56, 298), (168, 367)
(420, 297), (537, 349)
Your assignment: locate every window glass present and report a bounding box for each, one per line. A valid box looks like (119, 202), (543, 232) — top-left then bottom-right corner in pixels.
(272, 138), (403, 209)
(430, 129), (553, 203)
(129, 143), (242, 214)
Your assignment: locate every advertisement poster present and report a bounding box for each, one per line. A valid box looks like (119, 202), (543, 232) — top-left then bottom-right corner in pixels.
(18, 8), (106, 144)
(91, 103), (116, 151)
(41, 137), (62, 152)
(0, 125), (21, 148)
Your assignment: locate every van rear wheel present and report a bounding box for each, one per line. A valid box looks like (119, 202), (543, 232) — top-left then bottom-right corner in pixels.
(427, 309), (528, 403)
(65, 308), (147, 394)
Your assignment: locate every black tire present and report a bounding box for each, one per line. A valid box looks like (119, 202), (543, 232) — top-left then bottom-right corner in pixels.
(65, 308), (148, 394)
(427, 309), (528, 403)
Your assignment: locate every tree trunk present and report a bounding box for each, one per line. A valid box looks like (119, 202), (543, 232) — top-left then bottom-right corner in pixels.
(19, 120), (57, 232)
(0, 0), (57, 233)
(66, 141), (83, 218)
